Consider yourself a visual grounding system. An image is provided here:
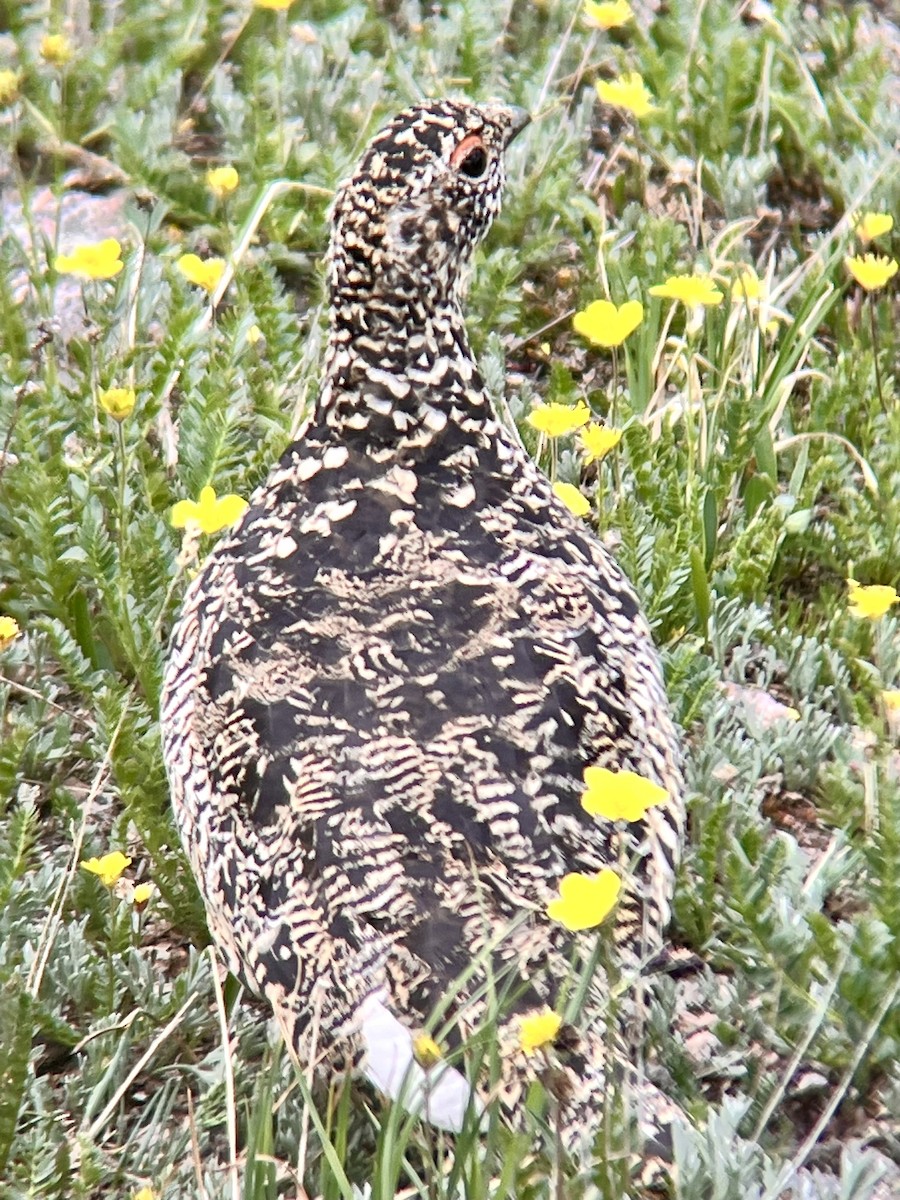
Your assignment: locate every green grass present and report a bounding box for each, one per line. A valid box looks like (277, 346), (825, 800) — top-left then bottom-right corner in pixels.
(1, 0), (899, 1196)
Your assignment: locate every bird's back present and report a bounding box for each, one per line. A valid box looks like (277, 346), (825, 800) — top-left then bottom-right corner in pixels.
(163, 408), (681, 1032)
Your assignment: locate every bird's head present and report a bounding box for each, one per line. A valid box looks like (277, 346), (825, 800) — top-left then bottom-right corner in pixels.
(327, 100), (530, 327)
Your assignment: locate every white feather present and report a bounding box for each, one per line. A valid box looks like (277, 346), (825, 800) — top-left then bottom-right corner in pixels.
(359, 992), (480, 1133)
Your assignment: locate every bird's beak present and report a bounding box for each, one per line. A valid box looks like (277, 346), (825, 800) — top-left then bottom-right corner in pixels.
(505, 106), (532, 145)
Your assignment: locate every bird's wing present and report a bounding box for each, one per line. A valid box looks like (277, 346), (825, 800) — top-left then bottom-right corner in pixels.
(165, 448), (680, 1123)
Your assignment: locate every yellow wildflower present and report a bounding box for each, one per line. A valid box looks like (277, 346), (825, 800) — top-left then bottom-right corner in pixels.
(177, 253), (226, 293)
(0, 69), (20, 106)
(518, 1009), (562, 1055)
(254, 0), (294, 8)
(584, 0), (633, 30)
(526, 401), (590, 438)
(729, 265), (787, 333)
(649, 274), (724, 307)
(132, 882), (156, 908)
(595, 72), (656, 120)
(844, 254), (898, 292)
(553, 481), (591, 518)
(133, 1189), (157, 1200)
(40, 34), (73, 66)
(547, 869), (621, 932)
(412, 1033), (443, 1067)
(847, 578), (898, 621)
(55, 238), (123, 280)
(581, 765), (668, 822)
(882, 690), (900, 715)
(171, 485), (249, 535)
(573, 298), (643, 348)
(580, 424), (622, 463)
(206, 165), (240, 200)
(81, 851), (131, 888)
(98, 387), (136, 422)
(247, 323), (264, 345)
(730, 265), (765, 303)
(0, 616), (21, 648)
(850, 212), (893, 245)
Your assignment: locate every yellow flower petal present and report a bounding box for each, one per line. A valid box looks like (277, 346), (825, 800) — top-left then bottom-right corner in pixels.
(729, 265), (789, 330)
(847, 579), (898, 620)
(40, 34), (73, 66)
(730, 265), (765, 303)
(0, 69), (20, 106)
(55, 238), (123, 281)
(0, 616), (20, 648)
(850, 212), (893, 245)
(595, 72), (656, 119)
(518, 1009), (562, 1055)
(581, 766), (668, 822)
(573, 298), (643, 348)
(98, 387), (136, 421)
(132, 882), (156, 907)
(177, 253), (226, 293)
(206, 165), (240, 200)
(526, 401), (590, 438)
(882, 690), (900, 716)
(412, 1033), (443, 1067)
(547, 870), (621, 932)
(81, 851), (131, 888)
(649, 273), (724, 307)
(214, 493), (251, 528)
(579, 424), (622, 464)
(552, 481), (591, 518)
(170, 499), (199, 530)
(171, 485), (249, 535)
(583, 0), (633, 30)
(844, 254), (898, 292)
(254, 0), (294, 8)
(133, 1189), (157, 1200)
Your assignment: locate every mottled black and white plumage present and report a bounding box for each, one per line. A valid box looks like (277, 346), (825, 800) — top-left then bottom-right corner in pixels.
(161, 100), (684, 1136)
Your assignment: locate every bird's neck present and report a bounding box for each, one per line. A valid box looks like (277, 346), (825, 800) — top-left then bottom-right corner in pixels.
(313, 298), (491, 451)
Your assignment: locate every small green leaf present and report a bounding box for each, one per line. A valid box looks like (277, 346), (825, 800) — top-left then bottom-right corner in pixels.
(690, 545), (711, 641)
(0, 977), (33, 1175)
(744, 473), (773, 520)
(784, 508), (813, 534)
(754, 427), (777, 484)
(702, 488), (717, 569)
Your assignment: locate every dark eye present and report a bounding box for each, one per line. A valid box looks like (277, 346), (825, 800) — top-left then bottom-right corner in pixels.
(459, 145), (487, 179)
(450, 134), (489, 180)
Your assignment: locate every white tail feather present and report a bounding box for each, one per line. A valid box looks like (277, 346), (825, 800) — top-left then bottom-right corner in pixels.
(359, 993), (480, 1133)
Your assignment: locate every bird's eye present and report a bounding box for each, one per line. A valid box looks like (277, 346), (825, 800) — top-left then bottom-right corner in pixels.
(450, 134), (488, 180)
(459, 145), (487, 178)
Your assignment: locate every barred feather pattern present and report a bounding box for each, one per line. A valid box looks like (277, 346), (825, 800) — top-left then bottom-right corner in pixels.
(161, 99), (684, 1140)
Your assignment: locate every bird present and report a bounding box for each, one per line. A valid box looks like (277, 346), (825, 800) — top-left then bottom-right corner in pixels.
(160, 98), (684, 1144)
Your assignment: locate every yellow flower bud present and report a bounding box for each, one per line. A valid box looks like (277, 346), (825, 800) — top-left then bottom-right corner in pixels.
(412, 1033), (443, 1067)
(40, 34), (73, 66)
(0, 69), (20, 107)
(98, 387), (136, 422)
(518, 1009), (562, 1055)
(206, 165), (240, 200)
(0, 616), (21, 648)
